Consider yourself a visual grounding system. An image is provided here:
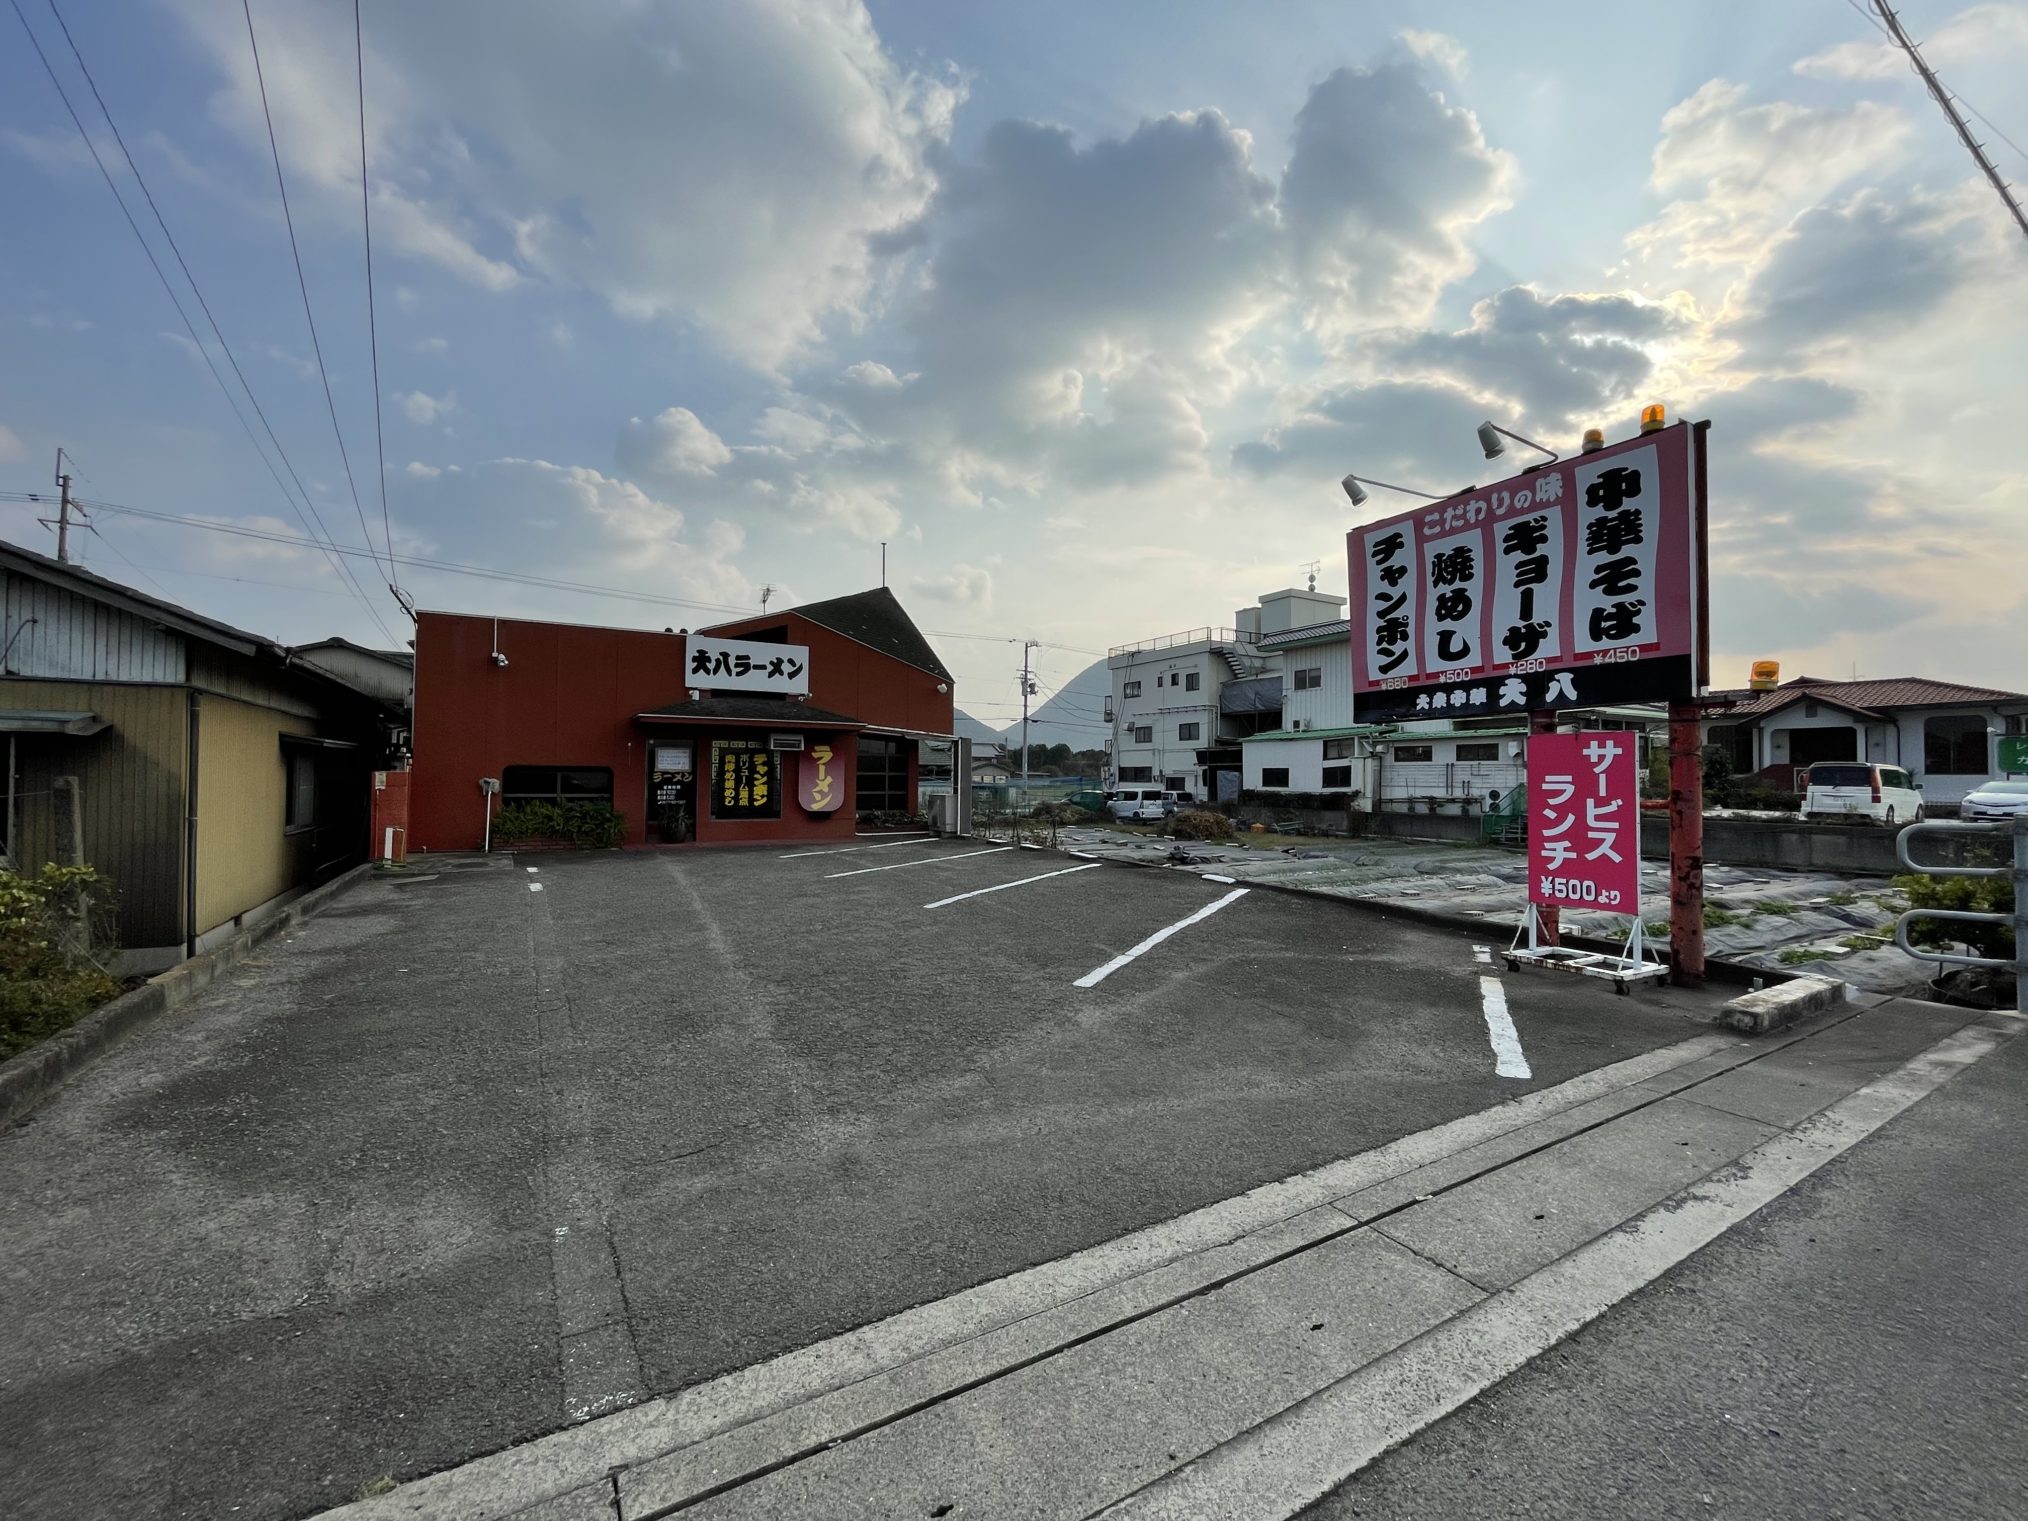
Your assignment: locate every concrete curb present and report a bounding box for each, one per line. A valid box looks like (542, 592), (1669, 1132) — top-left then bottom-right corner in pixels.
(1052, 836), (1786, 992)
(1720, 973), (1851, 1035)
(0, 861), (374, 1129)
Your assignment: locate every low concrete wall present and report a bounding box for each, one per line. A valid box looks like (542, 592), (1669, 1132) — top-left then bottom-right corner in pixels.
(1634, 816), (1905, 876)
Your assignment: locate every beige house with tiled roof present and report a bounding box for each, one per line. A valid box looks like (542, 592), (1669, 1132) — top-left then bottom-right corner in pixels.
(1702, 675), (2028, 808)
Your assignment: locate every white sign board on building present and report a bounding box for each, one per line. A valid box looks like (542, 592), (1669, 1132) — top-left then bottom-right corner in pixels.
(686, 636), (812, 696)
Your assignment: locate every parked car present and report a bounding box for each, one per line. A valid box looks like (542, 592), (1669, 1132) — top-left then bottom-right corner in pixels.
(1958, 778), (2028, 822)
(1799, 763), (1923, 826)
(1106, 787), (1168, 821)
(1062, 789), (1109, 816)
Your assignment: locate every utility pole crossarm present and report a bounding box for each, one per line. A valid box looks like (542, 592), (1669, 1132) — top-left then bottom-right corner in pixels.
(1874, 0), (2028, 243)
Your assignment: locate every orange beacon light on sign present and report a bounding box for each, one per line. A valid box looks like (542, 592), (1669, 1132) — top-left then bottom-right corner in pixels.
(1750, 660), (1780, 691)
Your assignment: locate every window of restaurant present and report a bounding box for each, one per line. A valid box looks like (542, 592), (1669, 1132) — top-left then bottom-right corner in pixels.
(856, 734), (910, 811)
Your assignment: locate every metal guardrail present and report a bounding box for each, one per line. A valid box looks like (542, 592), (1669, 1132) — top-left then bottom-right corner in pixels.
(1893, 817), (2024, 1003)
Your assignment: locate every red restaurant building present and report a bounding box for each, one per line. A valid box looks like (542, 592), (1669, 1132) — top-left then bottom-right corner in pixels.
(406, 587), (956, 851)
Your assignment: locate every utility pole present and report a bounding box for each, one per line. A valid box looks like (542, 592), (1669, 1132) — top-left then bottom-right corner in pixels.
(50, 448), (83, 563)
(1873, 0), (2028, 242)
(1019, 640), (1040, 799)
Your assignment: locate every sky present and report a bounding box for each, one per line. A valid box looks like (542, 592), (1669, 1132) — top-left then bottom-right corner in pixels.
(3, 0), (2025, 734)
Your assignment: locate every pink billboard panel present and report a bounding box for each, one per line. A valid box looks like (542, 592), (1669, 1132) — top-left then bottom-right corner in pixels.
(1527, 732), (1640, 917)
(1347, 423), (1702, 722)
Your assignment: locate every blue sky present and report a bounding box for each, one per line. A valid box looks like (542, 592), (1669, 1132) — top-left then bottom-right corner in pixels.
(3, 0), (2025, 725)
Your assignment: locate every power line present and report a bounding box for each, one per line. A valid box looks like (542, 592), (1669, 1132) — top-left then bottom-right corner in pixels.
(354, 0), (400, 598)
(13, 0), (398, 644)
(242, 0), (385, 590)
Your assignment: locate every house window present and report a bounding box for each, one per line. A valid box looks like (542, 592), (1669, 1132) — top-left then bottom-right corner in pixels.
(1393, 744), (1434, 763)
(1322, 739), (1355, 759)
(1322, 765), (1353, 788)
(1132, 725), (1153, 744)
(1178, 722), (1201, 742)
(501, 765), (614, 808)
(1118, 766), (1153, 782)
(1261, 767), (1291, 787)
(1456, 742), (1500, 761)
(1294, 667), (1322, 691)
(856, 734), (910, 811)
(711, 739), (783, 819)
(1184, 671), (1201, 692)
(285, 752), (318, 832)
(1164, 775), (1187, 791)
(1923, 714), (1987, 775)
(1123, 680), (1142, 698)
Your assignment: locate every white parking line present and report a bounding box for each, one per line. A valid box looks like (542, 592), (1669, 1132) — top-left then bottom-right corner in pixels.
(1472, 943), (1492, 965)
(924, 862), (1101, 909)
(1478, 974), (1532, 1079)
(825, 846), (1013, 880)
(1073, 888), (1250, 989)
(781, 838), (940, 860)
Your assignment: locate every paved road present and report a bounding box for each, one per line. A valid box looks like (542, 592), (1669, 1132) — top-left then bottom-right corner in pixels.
(0, 840), (1728, 1521)
(1303, 1022), (2028, 1521)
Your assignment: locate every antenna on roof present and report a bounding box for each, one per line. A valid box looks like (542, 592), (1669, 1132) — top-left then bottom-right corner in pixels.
(1301, 559), (1321, 592)
(760, 584), (775, 612)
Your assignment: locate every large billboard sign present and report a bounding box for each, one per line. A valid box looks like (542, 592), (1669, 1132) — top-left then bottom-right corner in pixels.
(1348, 423), (1704, 722)
(1527, 732), (1639, 917)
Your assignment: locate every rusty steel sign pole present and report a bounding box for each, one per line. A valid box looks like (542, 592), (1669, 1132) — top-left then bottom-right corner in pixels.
(1668, 421), (1713, 987)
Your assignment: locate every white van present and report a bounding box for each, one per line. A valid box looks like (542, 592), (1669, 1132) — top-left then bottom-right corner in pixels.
(1800, 763), (1924, 826)
(1107, 787), (1168, 821)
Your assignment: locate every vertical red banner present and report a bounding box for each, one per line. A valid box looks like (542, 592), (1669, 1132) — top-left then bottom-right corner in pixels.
(1527, 732), (1640, 916)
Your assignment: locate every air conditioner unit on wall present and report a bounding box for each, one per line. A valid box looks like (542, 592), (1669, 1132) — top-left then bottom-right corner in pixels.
(768, 733), (806, 751)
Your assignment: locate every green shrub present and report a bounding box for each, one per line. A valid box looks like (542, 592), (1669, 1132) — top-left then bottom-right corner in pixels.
(1893, 870), (2015, 963)
(490, 800), (626, 849)
(1169, 810), (1232, 841)
(1, 864), (122, 1060)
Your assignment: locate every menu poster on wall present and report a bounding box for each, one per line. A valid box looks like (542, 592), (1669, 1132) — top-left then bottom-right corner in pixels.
(713, 739), (779, 819)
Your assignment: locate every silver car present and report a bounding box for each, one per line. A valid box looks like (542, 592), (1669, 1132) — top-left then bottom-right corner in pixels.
(1958, 778), (2028, 822)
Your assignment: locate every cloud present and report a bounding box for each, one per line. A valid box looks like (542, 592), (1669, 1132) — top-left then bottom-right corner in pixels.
(1378, 285), (1684, 429)
(0, 423), (25, 463)
(253, 341), (318, 381)
(398, 389), (457, 425)
(1720, 191), (1975, 362)
(1280, 63), (1514, 336)
(1628, 81), (1909, 274)
(1233, 379), (1487, 484)
(909, 564), (993, 606)
(167, 0), (961, 371)
(412, 336), (448, 354)
(1794, 2), (2028, 79)
(404, 460), (442, 479)
(1397, 29), (1467, 78)
(617, 406), (735, 477)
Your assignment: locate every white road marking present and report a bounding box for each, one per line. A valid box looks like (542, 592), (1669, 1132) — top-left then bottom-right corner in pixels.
(781, 838), (939, 860)
(1472, 943), (1491, 965)
(1202, 873), (1236, 884)
(1074, 888), (1250, 989)
(1478, 974), (1530, 1079)
(528, 882), (545, 893)
(825, 846), (1013, 879)
(924, 862), (1101, 909)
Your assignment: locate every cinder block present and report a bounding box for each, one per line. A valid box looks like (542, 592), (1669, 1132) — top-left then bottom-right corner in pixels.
(1720, 974), (1847, 1035)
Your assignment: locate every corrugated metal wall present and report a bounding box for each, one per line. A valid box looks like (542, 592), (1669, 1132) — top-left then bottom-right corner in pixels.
(1, 571), (186, 682)
(1279, 641), (1354, 731)
(3, 679), (188, 950)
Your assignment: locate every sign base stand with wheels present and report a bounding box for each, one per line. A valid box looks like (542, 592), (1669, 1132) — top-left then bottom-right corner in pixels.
(1504, 904), (1669, 995)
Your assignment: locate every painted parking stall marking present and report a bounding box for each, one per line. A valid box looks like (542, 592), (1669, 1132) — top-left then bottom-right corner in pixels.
(924, 862), (1101, 909)
(825, 846), (1012, 880)
(1477, 974), (1532, 1079)
(780, 836), (937, 860)
(1074, 888), (1251, 988)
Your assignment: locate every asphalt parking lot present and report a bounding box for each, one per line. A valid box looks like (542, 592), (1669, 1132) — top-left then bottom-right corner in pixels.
(0, 836), (1736, 1521)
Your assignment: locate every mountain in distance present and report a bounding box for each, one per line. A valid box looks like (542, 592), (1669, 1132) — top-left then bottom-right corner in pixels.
(982, 657), (1112, 752)
(952, 710), (1003, 745)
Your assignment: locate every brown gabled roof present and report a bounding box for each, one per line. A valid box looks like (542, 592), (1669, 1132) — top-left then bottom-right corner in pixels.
(1723, 675), (2028, 720)
(704, 587), (953, 683)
